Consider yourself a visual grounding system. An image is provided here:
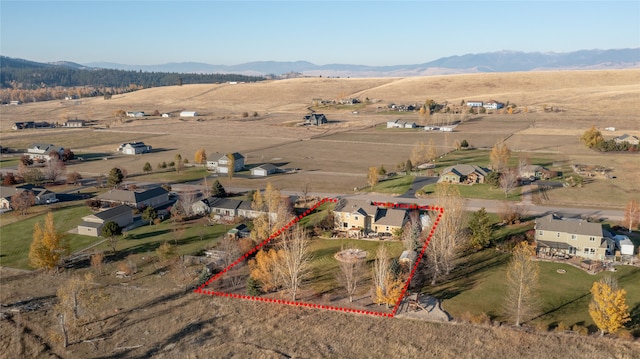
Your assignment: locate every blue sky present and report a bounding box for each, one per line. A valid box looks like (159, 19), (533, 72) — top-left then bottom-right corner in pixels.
(1, 1), (639, 66)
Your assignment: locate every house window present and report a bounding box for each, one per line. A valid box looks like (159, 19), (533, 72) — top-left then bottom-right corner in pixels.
(354, 216), (358, 221)
(343, 222), (348, 228)
(386, 226), (389, 231)
(589, 237), (596, 242)
(539, 231), (543, 236)
(571, 234), (577, 240)
(584, 248), (589, 254)
(557, 232), (560, 238)
(590, 248), (596, 254)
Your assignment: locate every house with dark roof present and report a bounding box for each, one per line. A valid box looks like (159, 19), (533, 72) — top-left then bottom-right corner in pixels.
(614, 134), (640, 146)
(303, 113), (327, 126)
(535, 214), (614, 260)
(77, 205), (133, 237)
(438, 164), (490, 184)
(0, 185), (56, 208)
(333, 198), (409, 236)
(97, 187), (169, 208)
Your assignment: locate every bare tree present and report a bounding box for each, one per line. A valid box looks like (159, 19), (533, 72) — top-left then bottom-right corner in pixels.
(217, 235), (243, 290)
(372, 245), (390, 299)
(499, 167), (519, 198)
(43, 157), (66, 183)
(275, 225), (312, 301)
(11, 190), (35, 216)
(299, 178), (311, 205)
(402, 210), (422, 252)
(367, 166), (379, 190)
(504, 241), (539, 326)
(623, 199), (640, 232)
(177, 191), (197, 218)
(336, 246), (366, 302)
(426, 183), (467, 285)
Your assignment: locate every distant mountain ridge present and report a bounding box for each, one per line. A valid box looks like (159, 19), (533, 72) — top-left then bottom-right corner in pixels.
(81, 48), (640, 77)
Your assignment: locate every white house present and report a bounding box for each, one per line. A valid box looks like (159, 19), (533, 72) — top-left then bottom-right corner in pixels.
(251, 164), (279, 177)
(126, 111), (145, 118)
(180, 111), (198, 117)
(161, 113), (171, 118)
(26, 143), (65, 161)
(483, 100), (504, 110)
(117, 142), (151, 155)
(208, 153), (245, 173)
(614, 134), (639, 146)
(466, 101), (483, 107)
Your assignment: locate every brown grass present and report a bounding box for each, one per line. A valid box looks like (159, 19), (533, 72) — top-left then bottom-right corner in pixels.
(1, 265), (638, 358)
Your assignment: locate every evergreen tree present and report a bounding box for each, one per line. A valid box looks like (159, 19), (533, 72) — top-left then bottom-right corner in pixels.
(211, 179), (226, 197)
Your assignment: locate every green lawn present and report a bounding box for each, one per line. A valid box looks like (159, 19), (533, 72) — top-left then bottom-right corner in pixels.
(423, 248), (640, 332)
(131, 167), (210, 184)
(370, 175), (415, 194)
(307, 238), (403, 295)
(89, 218), (231, 258)
(0, 204), (95, 269)
(0, 157), (19, 169)
(420, 182), (521, 201)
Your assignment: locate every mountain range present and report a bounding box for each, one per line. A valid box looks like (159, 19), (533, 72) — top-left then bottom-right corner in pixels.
(2, 48), (639, 78)
(82, 48), (640, 77)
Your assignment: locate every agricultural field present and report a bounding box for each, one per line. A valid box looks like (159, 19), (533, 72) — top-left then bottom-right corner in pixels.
(1, 70), (640, 357)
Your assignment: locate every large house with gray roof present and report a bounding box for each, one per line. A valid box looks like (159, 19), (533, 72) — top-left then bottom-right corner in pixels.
(97, 187), (169, 209)
(77, 205), (133, 237)
(534, 214), (614, 260)
(26, 143), (65, 161)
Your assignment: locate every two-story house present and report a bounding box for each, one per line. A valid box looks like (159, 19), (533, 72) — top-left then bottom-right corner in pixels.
(333, 198), (409, 236)
(535, 214), (614, 260)
(207, 152), (245, 174)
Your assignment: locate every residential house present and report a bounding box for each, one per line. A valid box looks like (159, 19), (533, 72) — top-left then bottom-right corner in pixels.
(77, 205), (133, 237)
(97, 187), (169, 209)
(26, 143), (65, 161)
(15, 184), (56, 204)
(251, 164), (279, 177)
(466, 101), (483, 107)
(180, 111), (198, 117)
(126, 111), (145, 118)
(483, 100), (504, 110)
(237, 200), (263, 219)
(614, 134), (640, 146)
(438, 164), (490, 184)
(12, 121), (35, 130)
(386, 120), (417, 129)
(208, 198), (242, 218)
(534, 214), (614, 260)
(333, 199), (409, 236)
(304, 113), (327, 126)
(117, 142), (152, 155)
(519, 165), (546, 180)
(211, 153), (245, 174)
(65, 119), (86, 127)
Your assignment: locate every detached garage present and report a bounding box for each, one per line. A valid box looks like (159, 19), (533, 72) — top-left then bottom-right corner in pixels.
(180, 111), (198, 117)
(251, 164), (278, 177)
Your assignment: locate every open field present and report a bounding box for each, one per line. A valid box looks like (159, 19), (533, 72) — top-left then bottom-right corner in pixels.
(2, 70), (639, 206)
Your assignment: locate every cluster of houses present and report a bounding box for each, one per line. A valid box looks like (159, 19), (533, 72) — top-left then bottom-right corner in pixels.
(386, 120), (417, 129)
(436, 163), (558, 185)
(125, 111), (198, 118)
(77, 187), (171, 237)
(466, 100), (504, 110)
(0, 184), (57, 211)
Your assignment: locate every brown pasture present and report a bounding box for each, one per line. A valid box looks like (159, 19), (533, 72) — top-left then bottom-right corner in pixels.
(1, 69), (638, 206)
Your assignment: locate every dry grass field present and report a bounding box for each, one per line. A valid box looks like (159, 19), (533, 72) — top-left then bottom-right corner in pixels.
(2, 69), (638, 204)
(2, 266), (639, 359)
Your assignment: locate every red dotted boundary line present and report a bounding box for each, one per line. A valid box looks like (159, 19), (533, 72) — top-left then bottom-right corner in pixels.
(194, 198), (444, 319)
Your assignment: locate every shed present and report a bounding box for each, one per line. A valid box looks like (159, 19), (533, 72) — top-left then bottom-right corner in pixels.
(251, 164), (278, 177)
(180, 111), (198, 117)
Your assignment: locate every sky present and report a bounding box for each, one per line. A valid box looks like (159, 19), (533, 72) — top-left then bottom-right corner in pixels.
(1, 1), (639, 66)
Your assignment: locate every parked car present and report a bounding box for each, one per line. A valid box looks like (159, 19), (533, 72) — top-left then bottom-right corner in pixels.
(46, 198), (59, 204)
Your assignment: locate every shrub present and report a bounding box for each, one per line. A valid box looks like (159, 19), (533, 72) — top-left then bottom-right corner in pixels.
(554, 322), (569, 333)
(247, 276), (262, 296)
(571, 324), (589, 336)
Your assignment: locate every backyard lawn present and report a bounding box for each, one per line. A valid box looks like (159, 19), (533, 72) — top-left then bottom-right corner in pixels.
(420, 182), (521, 201)
(423, 248), (640, 332)
(369, 175), (415, 194)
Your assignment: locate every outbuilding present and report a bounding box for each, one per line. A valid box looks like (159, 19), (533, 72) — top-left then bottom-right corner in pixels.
(251, 164), (279, 177)
(180, 111), (198, 117)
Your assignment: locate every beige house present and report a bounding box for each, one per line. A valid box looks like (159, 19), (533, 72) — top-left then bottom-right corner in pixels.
(438, 164), (490, 184)
(535, 214), (614, 260)
(333, 199), (409, 236)
(77, 205), (133, 237)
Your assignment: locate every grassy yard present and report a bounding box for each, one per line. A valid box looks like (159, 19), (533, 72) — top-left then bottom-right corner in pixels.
(89, 218), (231, 258)
(423, 248), (640, 333)
(420, 182), (521, 201)
(0, 204), (94, 269)
(307, 238), (404, 295)
(0, 157), (19, 169)
(129, 167), (210, 184)
(434, 149), (556, 172)
(369, 175), (415, 194)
